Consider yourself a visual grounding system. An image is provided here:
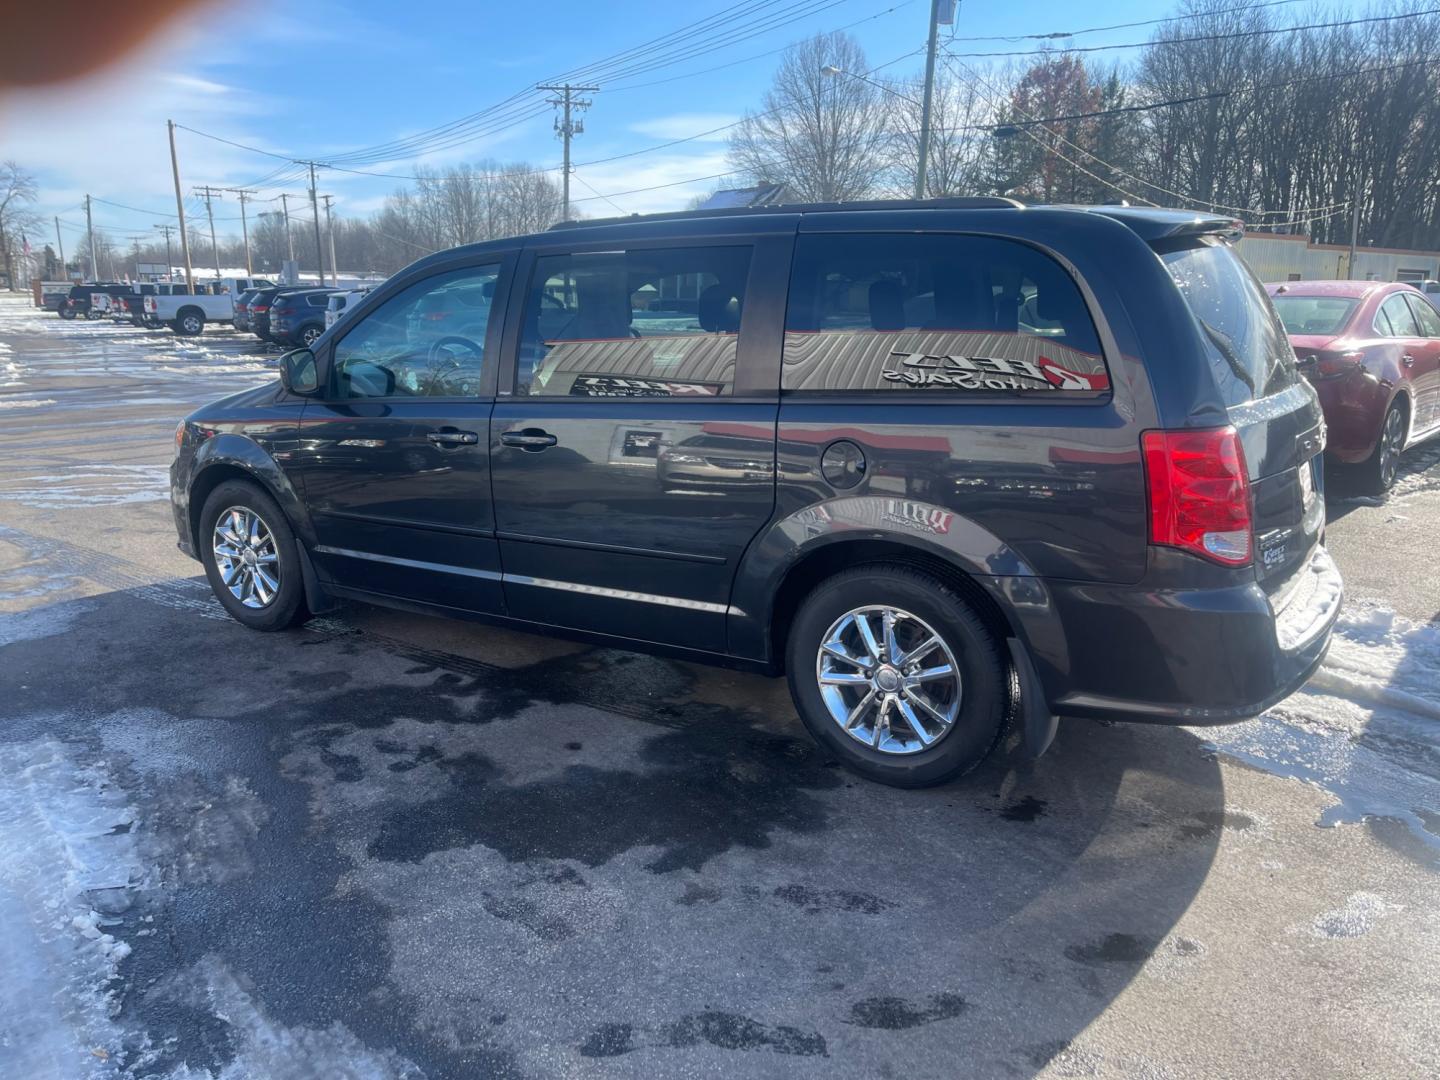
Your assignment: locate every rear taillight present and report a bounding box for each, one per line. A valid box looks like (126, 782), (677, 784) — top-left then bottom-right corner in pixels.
(1310, 349), (1364, 380)
(274, 306), (295, 316)
(254, 305), (269, 314)
(1142, 427), (1252, 567)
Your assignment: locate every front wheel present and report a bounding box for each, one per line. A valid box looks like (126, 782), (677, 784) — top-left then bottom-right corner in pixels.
(199, 480), (309, 630)
(785, 565), (1007, 787)
(1360, 399), (1407, 495)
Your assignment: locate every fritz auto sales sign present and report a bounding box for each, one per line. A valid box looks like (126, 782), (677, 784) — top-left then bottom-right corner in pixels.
(781, 329), (1111, 393)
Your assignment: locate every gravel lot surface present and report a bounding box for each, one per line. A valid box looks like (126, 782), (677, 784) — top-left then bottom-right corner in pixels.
(1, 294), (1436, 1079)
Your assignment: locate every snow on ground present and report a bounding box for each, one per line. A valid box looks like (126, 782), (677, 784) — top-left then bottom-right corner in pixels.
(0, 740), (142, 1078)
(1194, 600), (1440, 850)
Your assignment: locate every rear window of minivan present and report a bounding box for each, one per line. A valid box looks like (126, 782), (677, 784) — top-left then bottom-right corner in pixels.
(1162, 239), (1297, 406)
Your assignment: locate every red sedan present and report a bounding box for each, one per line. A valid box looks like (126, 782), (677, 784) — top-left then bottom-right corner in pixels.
(1266, 280), (1440, 493)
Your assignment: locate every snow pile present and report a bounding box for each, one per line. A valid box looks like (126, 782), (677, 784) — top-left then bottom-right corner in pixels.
(0, 739), (144, 1077)
(1196, 601), (1440, 849)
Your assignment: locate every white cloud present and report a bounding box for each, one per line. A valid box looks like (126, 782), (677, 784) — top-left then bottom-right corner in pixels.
(570, 149), (741, 216)
(628, 113), (741, 141)
(163, 73), (234, 95)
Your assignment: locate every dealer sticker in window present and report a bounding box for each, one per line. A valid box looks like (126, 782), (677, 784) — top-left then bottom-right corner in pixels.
(570, 374), (725, 398)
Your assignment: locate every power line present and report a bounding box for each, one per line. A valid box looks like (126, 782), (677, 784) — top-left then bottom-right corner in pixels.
(960, 0), (1312, 42)
(945, 8), (1440, 60)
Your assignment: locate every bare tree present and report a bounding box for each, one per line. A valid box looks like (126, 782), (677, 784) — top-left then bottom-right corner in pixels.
(885, 69), (998, 197)
(728, 31), (889, 201)
(0, 161), (39, 290)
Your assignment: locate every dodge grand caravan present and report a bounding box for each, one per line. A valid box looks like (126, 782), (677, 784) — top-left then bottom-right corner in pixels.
(169, 198), (1342, 787)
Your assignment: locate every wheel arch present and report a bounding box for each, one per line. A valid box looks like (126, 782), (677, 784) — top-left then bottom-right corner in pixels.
(766, 538), (1019, 674)
(187, 437), (312, 553)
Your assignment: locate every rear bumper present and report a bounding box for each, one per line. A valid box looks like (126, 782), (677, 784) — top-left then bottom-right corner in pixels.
(1012, 546), (1342, 726)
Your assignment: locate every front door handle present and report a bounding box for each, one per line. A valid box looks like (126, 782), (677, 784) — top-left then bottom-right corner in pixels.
(427, 429), (480, 446)
(1402, 354), (1416, 367)
(500, 429), (558, 451)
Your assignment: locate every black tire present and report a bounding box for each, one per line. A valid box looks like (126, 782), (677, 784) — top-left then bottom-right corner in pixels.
(1359, 398), (1407, 495)
(784, 565), (1007, 788)
(299, 323), (323, 347)
(58, 306), (76, 320)
(175, 309), (205, 335)
(198, 480), (309, 631)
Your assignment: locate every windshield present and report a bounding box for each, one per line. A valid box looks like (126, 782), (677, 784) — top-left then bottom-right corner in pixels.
(1162, 240), (1298, 406)
(1271, 295), (1359, 337)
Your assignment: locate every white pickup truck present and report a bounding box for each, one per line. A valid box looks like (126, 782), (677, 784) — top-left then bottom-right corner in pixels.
(145, 277), (273, 335)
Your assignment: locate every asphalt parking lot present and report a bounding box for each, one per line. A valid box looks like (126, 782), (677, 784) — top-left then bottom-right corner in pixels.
(1, 294), (1437, 1080)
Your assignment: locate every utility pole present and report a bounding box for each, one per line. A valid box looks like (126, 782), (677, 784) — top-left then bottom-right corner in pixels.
(279, 194), (296, 262)
(153, 224), (175, 281)
(193, 185), (225, 280)
(916, 0), (954, 199)
(167, 119), (195, 293)
(539, 83), (598, 221)
(84, 194), (97, 280)
(54, 216), (65, 278)
(320, 194), (339, 287)
(303, 163), (325, 284)
(226, 187), (257, 275)
(126, 235), (146, 280)
(1347, 191), (1362, 280)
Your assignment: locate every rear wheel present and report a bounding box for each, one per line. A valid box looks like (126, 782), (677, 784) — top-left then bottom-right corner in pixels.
(299, 324), (323, 347)
(784, 565), (1007, 787)
(58, 306), (76, 320)
(175, 309), (205, 335)
(1360, 398), (1407, 495)
(199, 480), (309, 630)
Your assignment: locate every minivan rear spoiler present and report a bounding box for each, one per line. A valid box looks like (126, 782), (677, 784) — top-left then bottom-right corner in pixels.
(1089, 207), (1244, 244)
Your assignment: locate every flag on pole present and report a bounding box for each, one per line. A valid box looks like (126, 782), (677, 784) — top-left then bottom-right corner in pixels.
(22, 232), (31, 257)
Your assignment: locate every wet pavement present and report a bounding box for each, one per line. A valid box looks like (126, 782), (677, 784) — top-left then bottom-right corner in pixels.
(0, 294), (1437, 1079)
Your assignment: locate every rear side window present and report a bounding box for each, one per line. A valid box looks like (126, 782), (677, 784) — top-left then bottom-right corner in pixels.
(516, 246), (751, 398)
(1375, 293), (1420, 338)
(1406, 293), (1440, 337)
(782, 234), (1109, 394)
(1162, 239), (1297, 406)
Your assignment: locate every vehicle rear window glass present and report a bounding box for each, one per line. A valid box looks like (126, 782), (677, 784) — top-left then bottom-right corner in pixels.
(1162, 240), (1297, 406)
(782, 233), (1109, 394)
(1270, 295), (1357, 336)
(516, 246), (751, 398)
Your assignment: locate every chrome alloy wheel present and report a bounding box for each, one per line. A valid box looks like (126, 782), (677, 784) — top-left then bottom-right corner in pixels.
(212, 506), (281, 609)
(1380, 405), (1404, 489)
(815, 606), (962, 754)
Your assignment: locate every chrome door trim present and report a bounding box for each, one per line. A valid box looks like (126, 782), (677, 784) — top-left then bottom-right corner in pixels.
(313, 545), (502, 581)
(503, 573), (730, 614)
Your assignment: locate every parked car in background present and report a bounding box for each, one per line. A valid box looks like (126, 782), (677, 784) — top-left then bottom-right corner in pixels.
(1268, 280), (1440, 493)
(61, 282), (128, 319)
(122, 283), (191, 327)
(268, 288), (339, 347)
(39, 281), (72, 312)
(324, 288), (375, 329)
(243, 286), (288, 341)
(171, 200), (1342, 788)
(144, 283), (245, 335)
(233, 288), (267, 333)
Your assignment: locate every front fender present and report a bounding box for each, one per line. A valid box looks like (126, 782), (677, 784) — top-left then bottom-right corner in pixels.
(727, 494), (1049, 662)
(187, 429), (315, 549)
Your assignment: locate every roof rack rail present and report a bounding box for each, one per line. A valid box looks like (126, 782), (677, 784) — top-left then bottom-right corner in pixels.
(548, 195), (1025, 230)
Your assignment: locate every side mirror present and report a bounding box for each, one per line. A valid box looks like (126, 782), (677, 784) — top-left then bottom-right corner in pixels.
(279, 348), (320, 396)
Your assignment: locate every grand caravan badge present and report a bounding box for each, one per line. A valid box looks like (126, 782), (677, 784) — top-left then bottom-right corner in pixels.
(883, 350), (1110, 391)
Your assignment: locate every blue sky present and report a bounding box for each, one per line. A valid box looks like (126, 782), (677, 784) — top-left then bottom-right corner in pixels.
(2, 0), (1358, 250)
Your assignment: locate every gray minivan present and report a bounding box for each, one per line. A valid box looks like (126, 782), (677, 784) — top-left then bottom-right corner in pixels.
(169, 198), (1342, 787)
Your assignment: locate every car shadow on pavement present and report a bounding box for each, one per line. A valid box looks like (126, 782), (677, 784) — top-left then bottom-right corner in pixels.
(0, 584), (1226, 1079)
